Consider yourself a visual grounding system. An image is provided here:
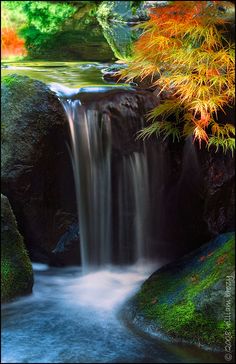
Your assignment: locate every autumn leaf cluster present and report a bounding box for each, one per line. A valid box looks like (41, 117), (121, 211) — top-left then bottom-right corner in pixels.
(120, 1), (235, 154)
(1, 28), (26, 59)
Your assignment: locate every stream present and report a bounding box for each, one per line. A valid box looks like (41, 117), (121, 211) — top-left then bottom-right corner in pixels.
(1, 264), (222, 363)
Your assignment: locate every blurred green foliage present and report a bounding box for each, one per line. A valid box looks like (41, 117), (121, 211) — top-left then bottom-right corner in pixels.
(2, 1), (102, 59)
(3, 1), (77, 33)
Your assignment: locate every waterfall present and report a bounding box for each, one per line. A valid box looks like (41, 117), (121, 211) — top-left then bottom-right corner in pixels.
(118, 153), (150, 263)
(60, 99), (112, 272)
(57, 89), (151, 272)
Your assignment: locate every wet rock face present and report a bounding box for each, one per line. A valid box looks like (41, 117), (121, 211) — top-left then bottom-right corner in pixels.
(199, 149), (235, 236)
(77, 88), (159, 156)
(1, 74), (77, 264)
(1, 194), (33, 302)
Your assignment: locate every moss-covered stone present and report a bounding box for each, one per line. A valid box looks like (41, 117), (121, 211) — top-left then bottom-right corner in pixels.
(1, 74), (70, 262)
(126, 233), (235, 351)
(1, 194), (33, 302)
(97, 1), (158, 23)
(98, 18), (141, 61)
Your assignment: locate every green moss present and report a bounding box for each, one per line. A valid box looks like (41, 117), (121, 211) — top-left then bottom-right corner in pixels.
(2, 74), (21, 88)
(1, 195), (33, 302)
(135, 233), (235, 350)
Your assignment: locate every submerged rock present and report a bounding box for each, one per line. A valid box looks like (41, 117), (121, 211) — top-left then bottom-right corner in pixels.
(123, 233), (235, 351)
(1, 194), (33, 303)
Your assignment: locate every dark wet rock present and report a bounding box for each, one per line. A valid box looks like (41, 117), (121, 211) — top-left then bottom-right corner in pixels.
(52, 223), (80, 254)
(74, 88), (159, 156)
(102, 64), (128, 83)
(1, 194), (33, 302)
(102, 64), (161, 91)
(50, 222), (80, 267)
(199, 149), (235, 237)
(1, 74), (77, 264)
(122, 233), (235, 351)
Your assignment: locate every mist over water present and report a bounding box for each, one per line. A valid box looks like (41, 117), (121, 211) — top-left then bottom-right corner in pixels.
(1, 264), (222, 363)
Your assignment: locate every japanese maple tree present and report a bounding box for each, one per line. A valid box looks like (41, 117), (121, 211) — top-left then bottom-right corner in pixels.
(120, 1), (235, 154)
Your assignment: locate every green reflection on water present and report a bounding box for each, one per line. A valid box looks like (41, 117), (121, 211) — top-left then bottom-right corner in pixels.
(1, 61), (128, 89)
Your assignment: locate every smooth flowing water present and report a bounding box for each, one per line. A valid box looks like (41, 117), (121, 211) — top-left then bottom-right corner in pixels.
(1, 264), (223, 363)
(118, 153), (150, 262)
(60, 100), (112, 269)
(1, 62), (112, 88)
(57, 91), (153, 271)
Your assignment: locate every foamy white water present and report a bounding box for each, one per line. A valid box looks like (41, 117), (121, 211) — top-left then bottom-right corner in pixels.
(1, 264), (222, 364)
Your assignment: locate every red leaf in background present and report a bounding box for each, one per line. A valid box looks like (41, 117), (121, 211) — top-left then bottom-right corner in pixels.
(1, 28), (26, 58)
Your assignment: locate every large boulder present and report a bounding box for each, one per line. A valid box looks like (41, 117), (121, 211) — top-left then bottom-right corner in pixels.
(123, 233), (235, 351)
(1, 194), (33, 302)
(1, 74), (78, 264)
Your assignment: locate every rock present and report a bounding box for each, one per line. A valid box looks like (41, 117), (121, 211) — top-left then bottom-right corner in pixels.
(98, 19), (141, 61)
(97, 1), (166, 23)
(199, 147), (235, 237)
(102, 63), (160, 91)
(1, 74), (77, 264)
(1, 75), (159, 265)
(123, 233), (235, 351)
(50, 222), (81, 267)
(102, 64), (128, 83)
(97, 1), (166, 61)
(74, 88), (159, 156)
(1, 194), (33, 302)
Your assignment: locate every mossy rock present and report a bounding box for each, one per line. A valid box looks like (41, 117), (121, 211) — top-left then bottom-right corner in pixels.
(97, 1), (161, 23)
(1, 74), (70, 262)
(1, 194), (33, 302)
(97, 18), (141, 61)
(125, 233), (235, 351)
(1, 74), (66, 175)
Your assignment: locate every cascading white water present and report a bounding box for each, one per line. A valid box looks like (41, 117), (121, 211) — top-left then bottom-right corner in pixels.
(55, 87), (151, 272)
(118, 153), (150, 262)
(60, 99), (112, 271)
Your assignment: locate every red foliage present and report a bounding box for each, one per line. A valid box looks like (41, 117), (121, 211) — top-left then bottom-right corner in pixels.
(1, 28), (26, 59)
